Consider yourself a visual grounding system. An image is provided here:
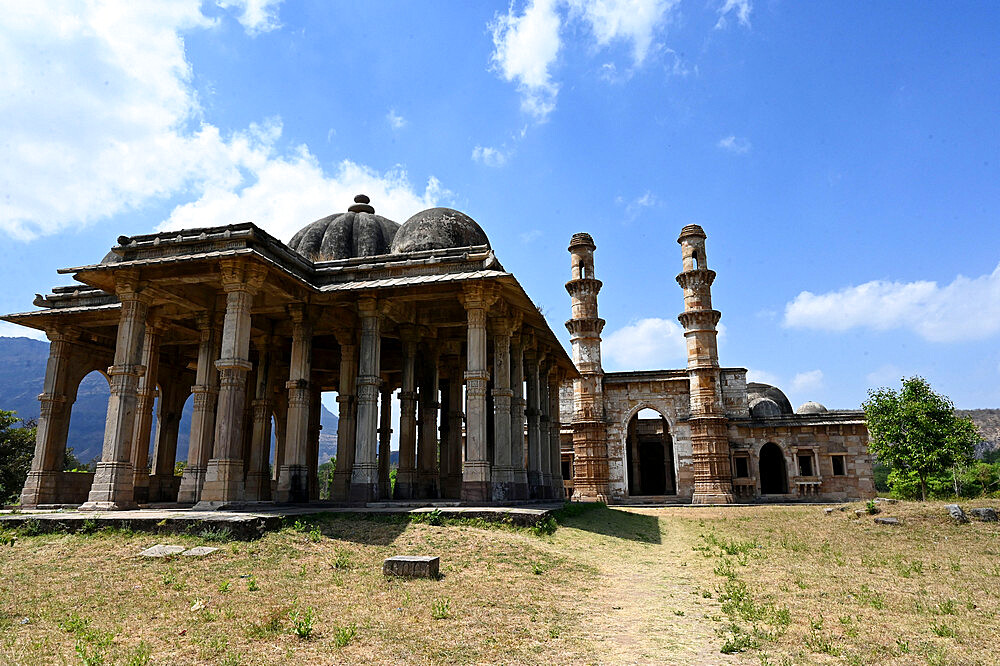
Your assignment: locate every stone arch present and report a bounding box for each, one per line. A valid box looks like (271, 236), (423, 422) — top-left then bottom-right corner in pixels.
(758, 441), (788, 495)
(621, 403), (676, 496)
(65, 367), (111, 469)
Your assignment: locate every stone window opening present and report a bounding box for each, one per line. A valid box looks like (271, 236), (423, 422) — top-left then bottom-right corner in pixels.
(831, 454), (846, 476)
(797, 452), (815, 477)
(733, 455), (750, 479)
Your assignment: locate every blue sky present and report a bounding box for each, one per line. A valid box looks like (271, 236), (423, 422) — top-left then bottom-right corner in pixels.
(1, 1), (998, 410)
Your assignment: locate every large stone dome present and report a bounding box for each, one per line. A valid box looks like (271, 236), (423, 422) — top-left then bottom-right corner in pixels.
(288, 195), (399, 262)
(747, 382), (794, 417)
(389, 207), (490, 254)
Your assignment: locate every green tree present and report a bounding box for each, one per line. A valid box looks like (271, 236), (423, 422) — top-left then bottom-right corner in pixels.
(0, 410), (37, 504)
(862, 376), (979, 501)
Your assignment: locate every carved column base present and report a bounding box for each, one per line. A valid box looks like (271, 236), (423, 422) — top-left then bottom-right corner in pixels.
(148, 474), (182, 503)
(80, 462), (137, 511)
(132, 469), (151, 505)
(176, 466), (207, 504)
(275, 464), (309, 503)
(441, 473), (463, 499)
(692, 490), (736, 505)
(491, 466), (517, 502)
(19, 470), (62, 507)
(349, 463), (379, 503)
(245, 471), (273, 502)
(393, 469), (417, 500)
(461, 460), (492, 503)
(527, 470), (544, 499)
(196, 459), (245, 506)
(330, 470), (352, 502)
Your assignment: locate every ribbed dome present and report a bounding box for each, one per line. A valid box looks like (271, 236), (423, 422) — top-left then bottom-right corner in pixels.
(746, 383), (794, 416)
(288, 195), (399, 261)
(389, 207), (490, 254)
(796, 401), (829, 414)
(749, 397), (782, 418)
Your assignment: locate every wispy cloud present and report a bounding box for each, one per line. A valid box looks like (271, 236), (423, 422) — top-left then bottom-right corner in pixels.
(746, 368), (781, 386)
(386, 108), (407, 130)
(616, 190), (657, 220)
(566, 0), (678, 66)
(472, 145), (511, 167)
(603, 317), (687, 371)
(783, 264), (1000, 343)
(791, 369), (824, 393)
(715, 0), (752, 30)
(489, 0), (562, 121)
(218, 0), (284, 35)
(717, 135), (751, 154)
(519, 229), (543, 243)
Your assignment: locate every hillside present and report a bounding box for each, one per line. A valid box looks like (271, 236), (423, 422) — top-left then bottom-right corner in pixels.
(958, 409), (1000, 456)
(0, 337), (338, 466)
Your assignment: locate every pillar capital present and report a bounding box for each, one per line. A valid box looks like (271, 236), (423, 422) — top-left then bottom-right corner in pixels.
(219, 258), (267, 294)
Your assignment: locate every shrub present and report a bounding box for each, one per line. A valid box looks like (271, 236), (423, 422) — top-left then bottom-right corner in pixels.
(289, 606), (315, 639)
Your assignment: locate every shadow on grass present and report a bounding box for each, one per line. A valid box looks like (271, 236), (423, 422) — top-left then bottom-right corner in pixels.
(553, 503), (662, 544)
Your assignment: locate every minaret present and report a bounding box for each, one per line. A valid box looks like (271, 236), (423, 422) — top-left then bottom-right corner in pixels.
(676, 225), (734, 504)
(565, 233), (609, 501)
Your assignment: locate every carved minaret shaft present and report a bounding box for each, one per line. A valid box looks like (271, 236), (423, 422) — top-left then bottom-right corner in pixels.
(565, 233), (609, 501)
(676, 225), (734, 504)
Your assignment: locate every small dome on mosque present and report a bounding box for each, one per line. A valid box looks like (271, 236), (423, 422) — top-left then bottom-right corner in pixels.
(746, 382), (794, 415)
(389, 207), (490, 254)
(288, 194), (400, 261)
(796, 401), (829, 414)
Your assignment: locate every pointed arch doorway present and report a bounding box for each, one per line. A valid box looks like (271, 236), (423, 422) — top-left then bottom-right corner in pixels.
(625, 408), (676, 496)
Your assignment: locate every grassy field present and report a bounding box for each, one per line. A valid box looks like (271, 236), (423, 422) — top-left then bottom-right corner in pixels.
(0, 500), (998, 665)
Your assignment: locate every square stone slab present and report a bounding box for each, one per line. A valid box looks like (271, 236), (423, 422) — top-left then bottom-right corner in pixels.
(383, 555), (440, 578)
(140, 544), (186, 558)
(181, 546), (219, 557)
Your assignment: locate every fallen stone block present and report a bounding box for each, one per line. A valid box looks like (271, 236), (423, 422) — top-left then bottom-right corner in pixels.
(181, 546), (219, 557)
(945, 504), (969, 524)
(824, 508), (834, 515)
(874, 517), (901, 526)
(874, 497), (899, 504)
(969, 507), (998, 522)
(140, 544), (186, 558)
(383, 555), (440, 578)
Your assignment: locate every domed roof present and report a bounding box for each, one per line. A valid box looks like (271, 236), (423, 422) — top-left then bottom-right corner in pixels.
(749, 397), (782, 418)
(746, 382), (794, 416)
(389, 207), (490, 254)
(288, 195), (399, 262)
(796, 401), (828, 414)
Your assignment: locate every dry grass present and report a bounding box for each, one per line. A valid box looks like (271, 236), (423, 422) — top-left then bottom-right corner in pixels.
(0, 501), (997, 665)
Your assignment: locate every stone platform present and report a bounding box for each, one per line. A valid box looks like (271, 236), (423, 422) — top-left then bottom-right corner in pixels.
(0, 502), (562, 540)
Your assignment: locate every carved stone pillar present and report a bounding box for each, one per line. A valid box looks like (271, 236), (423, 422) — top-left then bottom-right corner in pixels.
(197, 260), (265, 507)
(350, 296), (382, 503)
(177, 312), (220, 503)
(130, 317), (162, 504)
(81, 272), (150, 511)
(538, 358), (553, 499)
(491, 320), (514, 501)
(442, 364), (464, 498)
(461, 284), (492, 502)
(276, 304), (313, 503)
(330, 330), (357, 501)
(548, 369), (565, 499)
(394, 327), (418, 499)
(377, 382), (393, 499)
(525, 347), (543, 499)
(20, 328), (77, 507)
(417, 345), (440, 499)
(245, 337), (274, 501)
(509, 333), (528, 500)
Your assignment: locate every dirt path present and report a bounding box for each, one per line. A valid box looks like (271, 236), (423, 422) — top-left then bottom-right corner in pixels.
(542, 507), (752, 665)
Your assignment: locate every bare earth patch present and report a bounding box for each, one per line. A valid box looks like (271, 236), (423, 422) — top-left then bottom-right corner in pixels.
(0, 502), (997, 664)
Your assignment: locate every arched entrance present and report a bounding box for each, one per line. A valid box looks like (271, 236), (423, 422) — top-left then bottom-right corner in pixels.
(759, 442), (787, 494)
(625, 408), (676, 496)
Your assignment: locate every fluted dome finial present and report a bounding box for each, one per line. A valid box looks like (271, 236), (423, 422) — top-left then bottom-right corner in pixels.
(348, 193), (375, 214)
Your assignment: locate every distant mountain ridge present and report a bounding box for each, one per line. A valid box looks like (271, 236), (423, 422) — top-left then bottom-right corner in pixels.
(0, 337), (338, 465)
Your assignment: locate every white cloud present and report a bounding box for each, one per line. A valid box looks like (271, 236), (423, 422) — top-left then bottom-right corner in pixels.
(567, 0), (677, 65)
(386, 108), (407, 130)
(519, 229), (543, 243)
(746, 368), (780, 386)
(620, 190), (657, 219)
(0, 2), (444, 243)
(715, 0), (751, 29)
(603, 317), (686, 370)
(717, 135), (751, 154)
(791, 369), (824, 393)
(217, 0), (284, 35)
(783, 263), (1000, 343)
(160, 137), (447, 242)
(472, 145), (511, 167)
(490, 0), (562, 121)
(865, 364), (906, 388)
